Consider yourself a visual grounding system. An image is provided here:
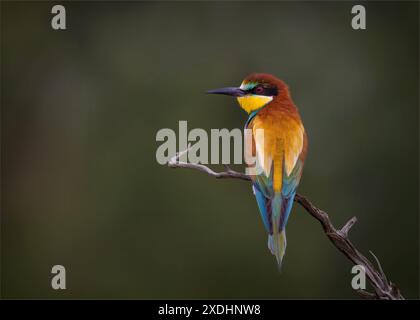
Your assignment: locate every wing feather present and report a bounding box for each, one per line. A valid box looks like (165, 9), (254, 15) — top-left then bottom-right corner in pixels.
(249, 113), (305, 235)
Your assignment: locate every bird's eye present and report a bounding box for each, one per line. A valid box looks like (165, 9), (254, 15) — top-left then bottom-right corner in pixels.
(255, 86), (264, 94)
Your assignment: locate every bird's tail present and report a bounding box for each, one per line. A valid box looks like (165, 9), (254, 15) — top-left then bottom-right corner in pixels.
(268, 230), (287, 270)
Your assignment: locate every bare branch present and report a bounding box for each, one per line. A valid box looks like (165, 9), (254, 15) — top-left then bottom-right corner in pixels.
(168, 144), (251, 182)
(338, 216), (357, 238)
(357, 289), (377, 299)
(167, 148), (404, 300)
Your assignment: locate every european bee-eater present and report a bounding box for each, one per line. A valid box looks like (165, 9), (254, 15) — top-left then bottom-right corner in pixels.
(208, 73), (308, 268)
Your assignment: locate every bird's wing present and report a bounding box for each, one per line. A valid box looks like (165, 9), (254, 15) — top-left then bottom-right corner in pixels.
(250, 115), (304, 194)
(250, 115), (305, 233)
(278, 158), (304, 230)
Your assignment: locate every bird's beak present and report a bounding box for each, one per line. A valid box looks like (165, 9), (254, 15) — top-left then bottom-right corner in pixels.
(206, 87), (246, 97)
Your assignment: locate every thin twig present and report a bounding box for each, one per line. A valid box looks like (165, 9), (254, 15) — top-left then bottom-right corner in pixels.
(369, 250), (389, 285)
(168, 144), (252, 182)
(167, 148), (404, 300)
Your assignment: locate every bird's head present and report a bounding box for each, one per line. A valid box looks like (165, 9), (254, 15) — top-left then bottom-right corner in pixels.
(207, 73), (289, 114)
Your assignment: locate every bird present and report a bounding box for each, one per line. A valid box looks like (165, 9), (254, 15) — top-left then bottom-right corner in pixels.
(207, 73), (308, 269)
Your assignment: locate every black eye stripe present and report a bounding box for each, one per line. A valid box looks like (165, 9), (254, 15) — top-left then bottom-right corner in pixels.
(249, 86), (278, 96)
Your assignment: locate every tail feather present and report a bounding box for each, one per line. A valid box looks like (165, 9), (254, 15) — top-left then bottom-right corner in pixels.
(268, 230), (287, 270)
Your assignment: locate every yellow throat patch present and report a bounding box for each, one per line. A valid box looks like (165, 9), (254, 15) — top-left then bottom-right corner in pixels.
(237, 95), (273, 113)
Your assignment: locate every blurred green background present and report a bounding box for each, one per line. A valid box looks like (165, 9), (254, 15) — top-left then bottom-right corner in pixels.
(1, 1), (418, 299)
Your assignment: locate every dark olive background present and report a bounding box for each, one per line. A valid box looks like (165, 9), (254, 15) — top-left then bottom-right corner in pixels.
(1, 1), (418, 298)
